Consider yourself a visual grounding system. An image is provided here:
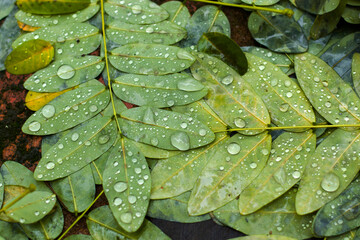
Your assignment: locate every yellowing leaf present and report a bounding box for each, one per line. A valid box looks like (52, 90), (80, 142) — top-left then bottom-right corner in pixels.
(17, 20), (40, 32)
(25, 88), (73, 111)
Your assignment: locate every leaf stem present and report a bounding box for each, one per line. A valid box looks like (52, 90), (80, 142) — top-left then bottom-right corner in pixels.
(215, 124), (360, 133)
(0, 184), (36, 213)
(188, 0), (294, 17)
(58, 190), (104, 240)
(100, 0), (122, 134)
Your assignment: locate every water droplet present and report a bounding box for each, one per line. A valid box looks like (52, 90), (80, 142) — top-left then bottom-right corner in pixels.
(71, 133), (79, 141)
(261, 149), (269, 155)
(167, 100), (175, 106)
(292, 171), (301, 179)
(146, 27), (154, 33)
(128, 195), (137, 204)
(250, 163), (257, 169)
(120, 212), (132, 223)
(98, 135), (110, 144)
(325, 101), (332, 108)
(37, 174), (43, 179)
(114, 182), (127, 193)
(132, 5), (142, 14)
(113, 197), (122, 206)
(170, 132), (190, 151)
(57, 36), (65, 43)
(234, 118), (246, 128)
(341, 197), (360, 220)
(143, 107), (155, 124)
(321, 172), (340, 192)
(177, 78), (204, 91)
(339, 103), (348, 112)
(29, 121), (41, 132)
(57, 65), (75, 80)
(199, 129), (207, 136)
(227, 143), (240, 155)
(42, 104), (55, 118)
(19, 218), (25, 223)
(286, 92), (293, 98)
(46, 162), (55, 169)
(279, 103), (289, 112)
(284, 80), (291, 87)
(58, 143), (64, 149)
(180, 123), (187, 128)
(89, 105), (98, 112)
(259, 65), (265, 71)
(221, 75), (234, 85)
(53, 19), (58, 24)
(57, 49), (63, 54)
(150, 138), (158, 146)
(177, 50), (194, 60)
(274, 168), (286, 185)
(34, 211), (40, 216)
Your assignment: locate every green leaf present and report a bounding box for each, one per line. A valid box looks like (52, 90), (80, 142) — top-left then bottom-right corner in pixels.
(0, 173), (3, 208)
(353, 53), (360, 96)
(326, 229), (359, 240)
(229, 235), (298, 240)
(239, 131), (316, 215)
(310, 1), (347, 40)
(15, 1), (99, 27)
(342, 6), (360, 24)
(22, 80), (110, 135)
(295, 52), (360, 128)
(312, 177), (360, 237)
(112, 73), (207, 108)
(34, 114), (117, 181)
(0, 0), (15, 20)
(129, 139), (180, 159)
(198, 32), (248, 75)
(20, 202), (64, 240)
(50, 165), (95, 213)
(24, 55), (104, 92)
(0, 220), (27, 240)
(103, 138), (151, 232)
(0, 185), (28, 222)
(148, 191), (211, 223)
(17, 0), (90, 15)
(119, 107), (215, 151)
(12, 23), (101, 57)
(292, 0), (340, 15)
(90, 149), (111, 185)
(161, 1), (190, 28)
(5, 191), (56, 224)
(64, 234), (93, 240)
(109, 43), (195, 75)
(348, 0), (360, 6)
(320, 32), (360, 86)
(214, 188), (314, 239)
(241, 0), (280, 5)
(191, 52), (270, 135)
(87, 205), (170, 240)
(188, 132), (271, 216)
(180, 5), (230, 47)
(248, 8), (308, 53)
(106, 19), (187, 45)
(296, 129), (360, 215)
(5, 39), (54, 75)
(244, 52), (316, 130)
(0, 161), (50, 192)
(104, 0), (169, 25)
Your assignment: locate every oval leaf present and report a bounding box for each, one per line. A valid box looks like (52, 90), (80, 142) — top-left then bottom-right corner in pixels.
(353, 53), (360, 96)
(112, 73), (207, 108)
(5, 39), (54, 75)
(129, 138), (180, 159)
(0, 220), (27, 240)
(293, 0), (340, 14)
(17, 0), (90, 15)
(342, 6), (360, 24)
(109, 44), (195, 75)
(296, 129), (360, 215)
(119, 107), (215, 151)
(161, 1), (190, 28)
(103, 138), (151, 232)
(188, 132), (271, 216)
(241, 0), (280, 5)
(106, 20), (187, 45)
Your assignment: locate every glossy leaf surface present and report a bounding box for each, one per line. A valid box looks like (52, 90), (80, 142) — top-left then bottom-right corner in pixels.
(91, 149), (111, 185)
(0, 220), (27, 240)
(248, 9), (308, 53)
(191, 52), (270, 135)
(24, 55), (104, 92)
(107, 20), (186, 45)
(188, 132), (271, 215)
(50, 165), (95, 213)
(312, 177), (360, 236)
(353, 53), (360, 96)
(214, 189), (314, 239)
(296, 129), (360, 215)
(104, 0), (169, 24)
(22, 80), (110, 135)
(293, 0), (340, 14)
(0, 0), (15, 20)
(241, 0), (280, 5)
(103, 138), (151, 232)
(5, 39), (54, 75)
(342, 6), (360, 24)
(12, 23), (101, 57)
(17, 0), (90, 15)
(148, 191), (211, 223)
(295, 52), (360, 128)
(0, 185), (28, 222)
(161, 1), (190, 28)
(129, 139), (180, 159)
(245, 53), (315, 130)
(25, 88), (73, 111)
(198, 32), (248, 75)
(112, 73), (207, 108)
(109, 44), (195, 75)
(239, 131), (315, 215)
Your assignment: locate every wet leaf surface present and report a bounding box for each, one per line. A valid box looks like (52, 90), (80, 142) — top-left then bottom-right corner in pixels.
(161, 1), (190, 28)
(0, 0), (15, 20)
(25, 88), (74, 111)
(342, 6), (360, 24)
(292, 0), (340, 15)
(17, 0), (90, 15)
(0, 220), (27, 239)
(353, 53), (360, 96)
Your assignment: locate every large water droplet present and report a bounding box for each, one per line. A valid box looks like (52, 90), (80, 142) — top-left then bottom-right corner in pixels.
(339, 103), (348, 112)
(42, 104), (55, 118)
(221, 75), (234, 85)
(113, 197), (122, 206)
(114, 182), (127, 193)
(89, 105), (98, 113)
(199, 129), (207, 136)
(177, 50), (194, 61)
(29, 121), (41, 132)
(71, 133), (79, 141)
(170, 132), (190, 151)
(132, 5), (142, 14)
(274, 168), (286, 185)
(128, 195), (137, 204)
(120, 212), (132, 223)
(227, 143), (240, 155)
(279, 103), (289, 112)
(177, 78), (204, 91)
(46, 162), (55, 170)
(321, 172), (340, 192)
(250, 163), (257, 169)
(292, 171), (301, 179)
(146, 27), (154, 33)
(98, 135), (110, 144)
(234, 118), (246, 128)
(57, 65), (75, 80)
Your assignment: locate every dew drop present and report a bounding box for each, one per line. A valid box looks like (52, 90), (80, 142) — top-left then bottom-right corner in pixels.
(132, 5), (142, 14)
(321, 172), (340, 192)
(120, 212), (132, 223)
(274, 168), (286, 185)
(250, 163), (257, 169)
(114, 182), (127, 193)
(177, 78), (204, 91)
(98, 135), (110, 144)
(339, 103), (348, 112)
(227, 143), (240, 155)
(199, 129), (207, 136)
(128, 195), (137, 204)
(29, 121), (41, 132)
(167, 100), (175, 107)
(57, 65), (75, 79)
(143, 107), (155, 124)
(113, 197), (122, 206)
(37, 174), (43, 179)
(46, 162), (55, 170)
(89, 105), (98, 112)
(341, 197), (360, 220)
(286, 92), (293, 98)
(41, 104), (55, 118)
(19, 218), (25, 223)
(146, 27), (154, 33)
(221, 75), (234, 85)
(279, 103), (289, 112)
(325, 101), (332, 108)
(234, 118), (246, 128)
(177, 50), (194, 61)
(71, 133), (79, 141)
(150, 138), (159, 146)
(292, 171), (301, 179)
(57, 36), (65, 43)
(180, 123), (187, 128)
(261, 149), (269, 155)
(170, 132), (190, 151)
(34, 211), (40, 216)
